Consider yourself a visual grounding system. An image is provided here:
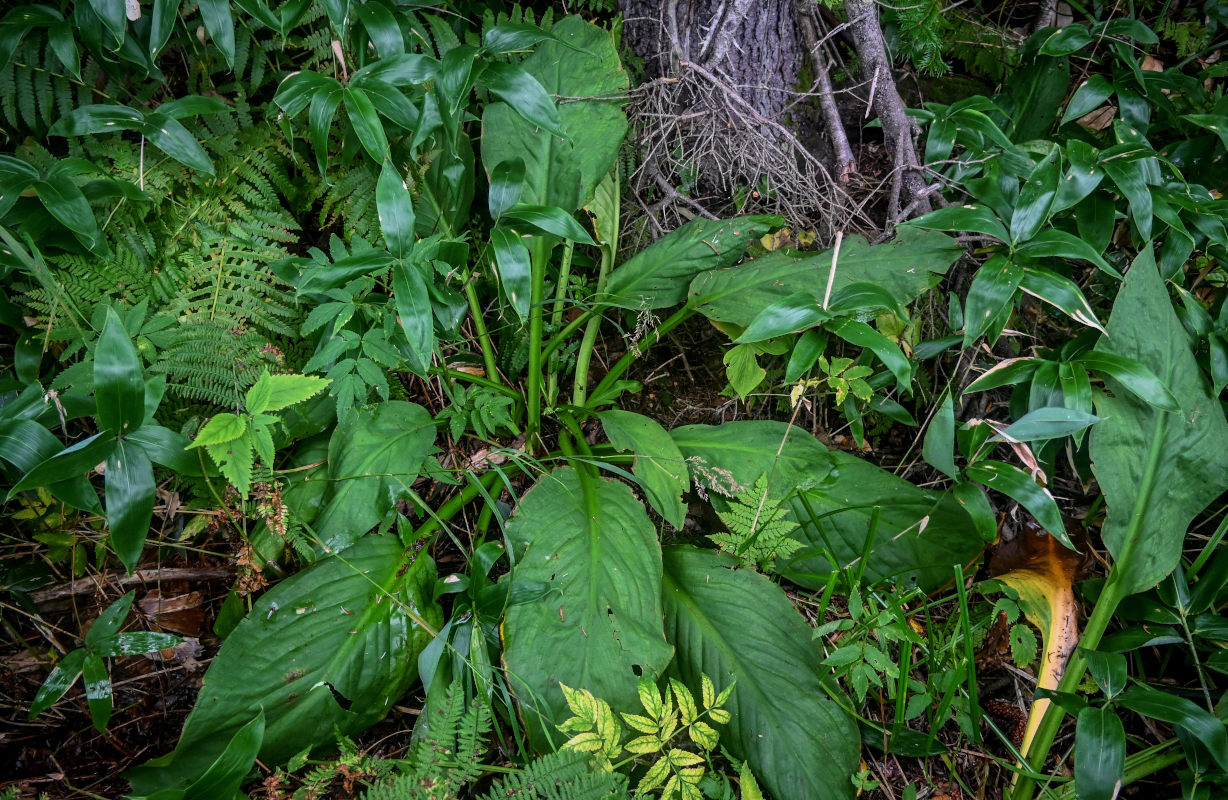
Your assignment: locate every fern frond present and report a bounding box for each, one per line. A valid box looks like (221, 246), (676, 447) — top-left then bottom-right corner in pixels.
(312, 159), (382, 243)
(0, 38), (91, 140)
(480, 750), (630, 800)
(710, 474), (802, 567)
(21, 249), (152, 341)
(151, 317), (284, 411)
(362, 684), (492, 800)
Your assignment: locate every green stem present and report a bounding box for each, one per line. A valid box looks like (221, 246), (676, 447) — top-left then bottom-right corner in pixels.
(584, 304), (695, 410)
(546, 239), (575, 407)
(573, 246), (617, 407)
(550, 240), (576, 329)
(1010, 418), (1170, 800)
(955, 563), (982, 744)
(524, 237), (552, 452)
(543, 307), (599, 363)
(413, 468), (507, 541)
(464, 280), (501, 386)
(1008, 576), (1125, 800)
(431, 366), (521, 400)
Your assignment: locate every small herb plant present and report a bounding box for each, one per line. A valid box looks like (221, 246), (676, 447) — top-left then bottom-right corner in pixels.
(29, 591), (180, 731)
(558, 675), (733, 800)
(186, 369), (330, 496)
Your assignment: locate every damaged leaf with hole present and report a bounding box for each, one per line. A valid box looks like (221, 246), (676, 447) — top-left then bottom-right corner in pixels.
(125, 534), (440, 795)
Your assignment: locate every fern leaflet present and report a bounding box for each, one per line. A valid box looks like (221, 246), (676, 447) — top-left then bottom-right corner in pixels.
(710, 475), (802, 567)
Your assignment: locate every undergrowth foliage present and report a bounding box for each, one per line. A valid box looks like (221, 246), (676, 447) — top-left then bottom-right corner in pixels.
(1, 2), (1227, 800)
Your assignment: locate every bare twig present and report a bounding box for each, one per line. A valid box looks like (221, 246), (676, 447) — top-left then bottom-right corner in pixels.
(31, 568), (233, 606)
(799, 3), (856, 183)
(845, 0), (933, 217)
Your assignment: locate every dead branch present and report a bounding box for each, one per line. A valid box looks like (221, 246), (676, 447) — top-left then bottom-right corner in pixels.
(30, 567), (233, 606)
(845, 0), (933, 217)
(799, 2), (855, 184)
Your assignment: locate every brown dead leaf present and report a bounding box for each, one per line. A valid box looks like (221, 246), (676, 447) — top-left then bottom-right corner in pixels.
(139, 590), (205, 636)
(975, 610), (1012, 673)
(989, 519), (1090, 755)
(1077, 106), (1116, 131)
(1141, 55), (1163, 72)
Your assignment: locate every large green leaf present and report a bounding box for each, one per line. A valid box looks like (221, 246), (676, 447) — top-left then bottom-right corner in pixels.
(105, 439), (155, 572)
(598, 409), (689, 528)
(479, 61), (564, 137)
(0, 418), (62, 474)
(602, 215), (785, 310)
(10, 432), (116, 502)
(500, 467), (673, 749)
(479, 15), (627, 213)
(95, 307), (145, 435)
(313, 402), (436, 552)
(1090, 250), (1228, 595)
(126, 536), (440, 794)
(670, 421), (982, 591)
(392, 260), (435, 375)
(782, 449), (984, 591)
(35, 168), (103, 251)
(377, 160), (416, 259)
(670, 421), (836, 500)
(661, 546), (858, 800)
(690, 227), (962, 328)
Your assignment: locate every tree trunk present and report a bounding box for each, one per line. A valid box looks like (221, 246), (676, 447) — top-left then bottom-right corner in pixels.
(618, 0), (931, 231)
(622, 0), (803, 123)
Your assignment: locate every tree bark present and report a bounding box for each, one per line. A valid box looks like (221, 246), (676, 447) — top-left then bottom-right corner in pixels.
(618, 0), (931, 228)
(621, 0), (803, 123)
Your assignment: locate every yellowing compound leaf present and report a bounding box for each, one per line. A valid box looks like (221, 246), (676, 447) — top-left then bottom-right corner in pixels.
(669, 678), (698, 725)
(989, 519), (1088, 754)
(638, 675), (664, 720)
(624, 734), (663, 754)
